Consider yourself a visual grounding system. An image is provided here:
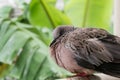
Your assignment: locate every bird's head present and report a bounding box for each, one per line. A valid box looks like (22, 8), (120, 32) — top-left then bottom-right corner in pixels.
(50, 25), (75, 46)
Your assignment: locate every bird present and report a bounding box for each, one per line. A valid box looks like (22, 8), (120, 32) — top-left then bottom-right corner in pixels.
(49, 25), (120, 78)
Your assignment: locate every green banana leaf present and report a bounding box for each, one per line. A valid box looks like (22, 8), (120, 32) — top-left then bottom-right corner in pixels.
(27, 0), (71, 28)
(0, 19), (72, 80)
(64, 0), (113, 31)
(0, 6), (13, 18)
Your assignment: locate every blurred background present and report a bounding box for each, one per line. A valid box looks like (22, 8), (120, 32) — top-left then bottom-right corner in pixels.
(0, 0), (115, 80)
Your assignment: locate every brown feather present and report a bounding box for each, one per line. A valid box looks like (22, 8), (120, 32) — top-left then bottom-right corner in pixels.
(50, 26), (120, 77)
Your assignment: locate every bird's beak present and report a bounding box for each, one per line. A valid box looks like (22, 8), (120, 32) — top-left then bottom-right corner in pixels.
(49, 38), (57, 47)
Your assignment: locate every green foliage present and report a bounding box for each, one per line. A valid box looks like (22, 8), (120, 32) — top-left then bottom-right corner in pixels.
(0, 0), (113, 80)
(28, 0), (71, 28)
(0, 19), (71, 80)
(64, 0), (113, 31)
(0, 6), (13, 18)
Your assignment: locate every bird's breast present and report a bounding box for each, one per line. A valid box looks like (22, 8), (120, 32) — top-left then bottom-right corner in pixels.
(50, 43), (94, 74)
